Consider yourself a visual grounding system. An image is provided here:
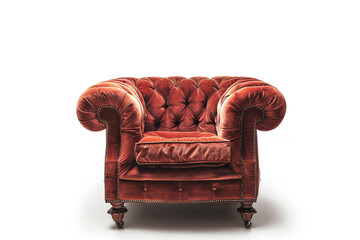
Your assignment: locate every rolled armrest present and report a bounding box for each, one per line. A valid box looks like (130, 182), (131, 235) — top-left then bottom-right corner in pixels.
(76, 79), (145, 132)
(217, 79), (286, 200)
(217, 79), (286, 133)
(77, 79), (146, 200)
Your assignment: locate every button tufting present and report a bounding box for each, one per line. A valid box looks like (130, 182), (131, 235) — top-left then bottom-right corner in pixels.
(144, 187), (149, 192)
(178, 187), (183, 192)
(135, 77), (249, 133)
(212, 186), (218, 191)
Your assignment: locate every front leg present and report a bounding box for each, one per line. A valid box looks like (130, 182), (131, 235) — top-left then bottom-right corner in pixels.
(107, 202), (128, 228)
(237, 203), (257, 229)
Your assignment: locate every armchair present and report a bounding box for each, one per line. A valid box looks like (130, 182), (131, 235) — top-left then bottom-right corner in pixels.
(76, 76), (286, 228)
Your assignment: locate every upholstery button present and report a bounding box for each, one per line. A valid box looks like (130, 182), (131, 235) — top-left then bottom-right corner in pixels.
(178, 187), (183, 192)
(144, 187), (149, 192)
(212, 186), (218, 191)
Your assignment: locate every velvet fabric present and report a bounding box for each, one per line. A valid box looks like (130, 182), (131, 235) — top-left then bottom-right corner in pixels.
(122, 165), (240, 181)
(135, 131), (230, 168)
(117, 179), (242, 202)
(217, 80), (286, 199)
(76, 76), (286, 203)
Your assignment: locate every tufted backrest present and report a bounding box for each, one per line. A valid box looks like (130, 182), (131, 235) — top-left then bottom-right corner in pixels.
(123, 76), (258, 134)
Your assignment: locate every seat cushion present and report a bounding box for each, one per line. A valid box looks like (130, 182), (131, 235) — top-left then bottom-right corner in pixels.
(135, 131), (231, 168)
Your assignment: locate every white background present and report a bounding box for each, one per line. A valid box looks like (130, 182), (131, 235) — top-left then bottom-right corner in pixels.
(1, 0), (359, 239)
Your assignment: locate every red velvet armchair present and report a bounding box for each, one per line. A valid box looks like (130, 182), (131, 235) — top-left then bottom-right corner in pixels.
(76, 76), (286, 228)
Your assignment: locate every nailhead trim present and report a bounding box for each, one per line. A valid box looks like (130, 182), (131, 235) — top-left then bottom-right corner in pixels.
(97, 105), (122, 201)
(105, 199), (256, 204)
(240, 105), (265, 200)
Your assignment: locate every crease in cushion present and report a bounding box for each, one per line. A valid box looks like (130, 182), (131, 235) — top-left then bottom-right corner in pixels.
(135, 131), (231, 168)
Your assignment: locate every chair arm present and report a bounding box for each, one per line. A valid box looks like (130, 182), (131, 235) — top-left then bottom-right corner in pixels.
(217, 79), (286, 200)
(76, 79), (146, 201)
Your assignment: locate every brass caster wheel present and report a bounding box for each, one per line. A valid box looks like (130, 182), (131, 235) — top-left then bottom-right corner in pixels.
(108, 204), (127, 229)
(244, 221), (252, 229)
(116, 221), (124, 228)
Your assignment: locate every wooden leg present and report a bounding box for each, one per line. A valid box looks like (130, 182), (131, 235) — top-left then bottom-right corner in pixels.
(107, 202), (128, 228)
(237, 203), (257, 229)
